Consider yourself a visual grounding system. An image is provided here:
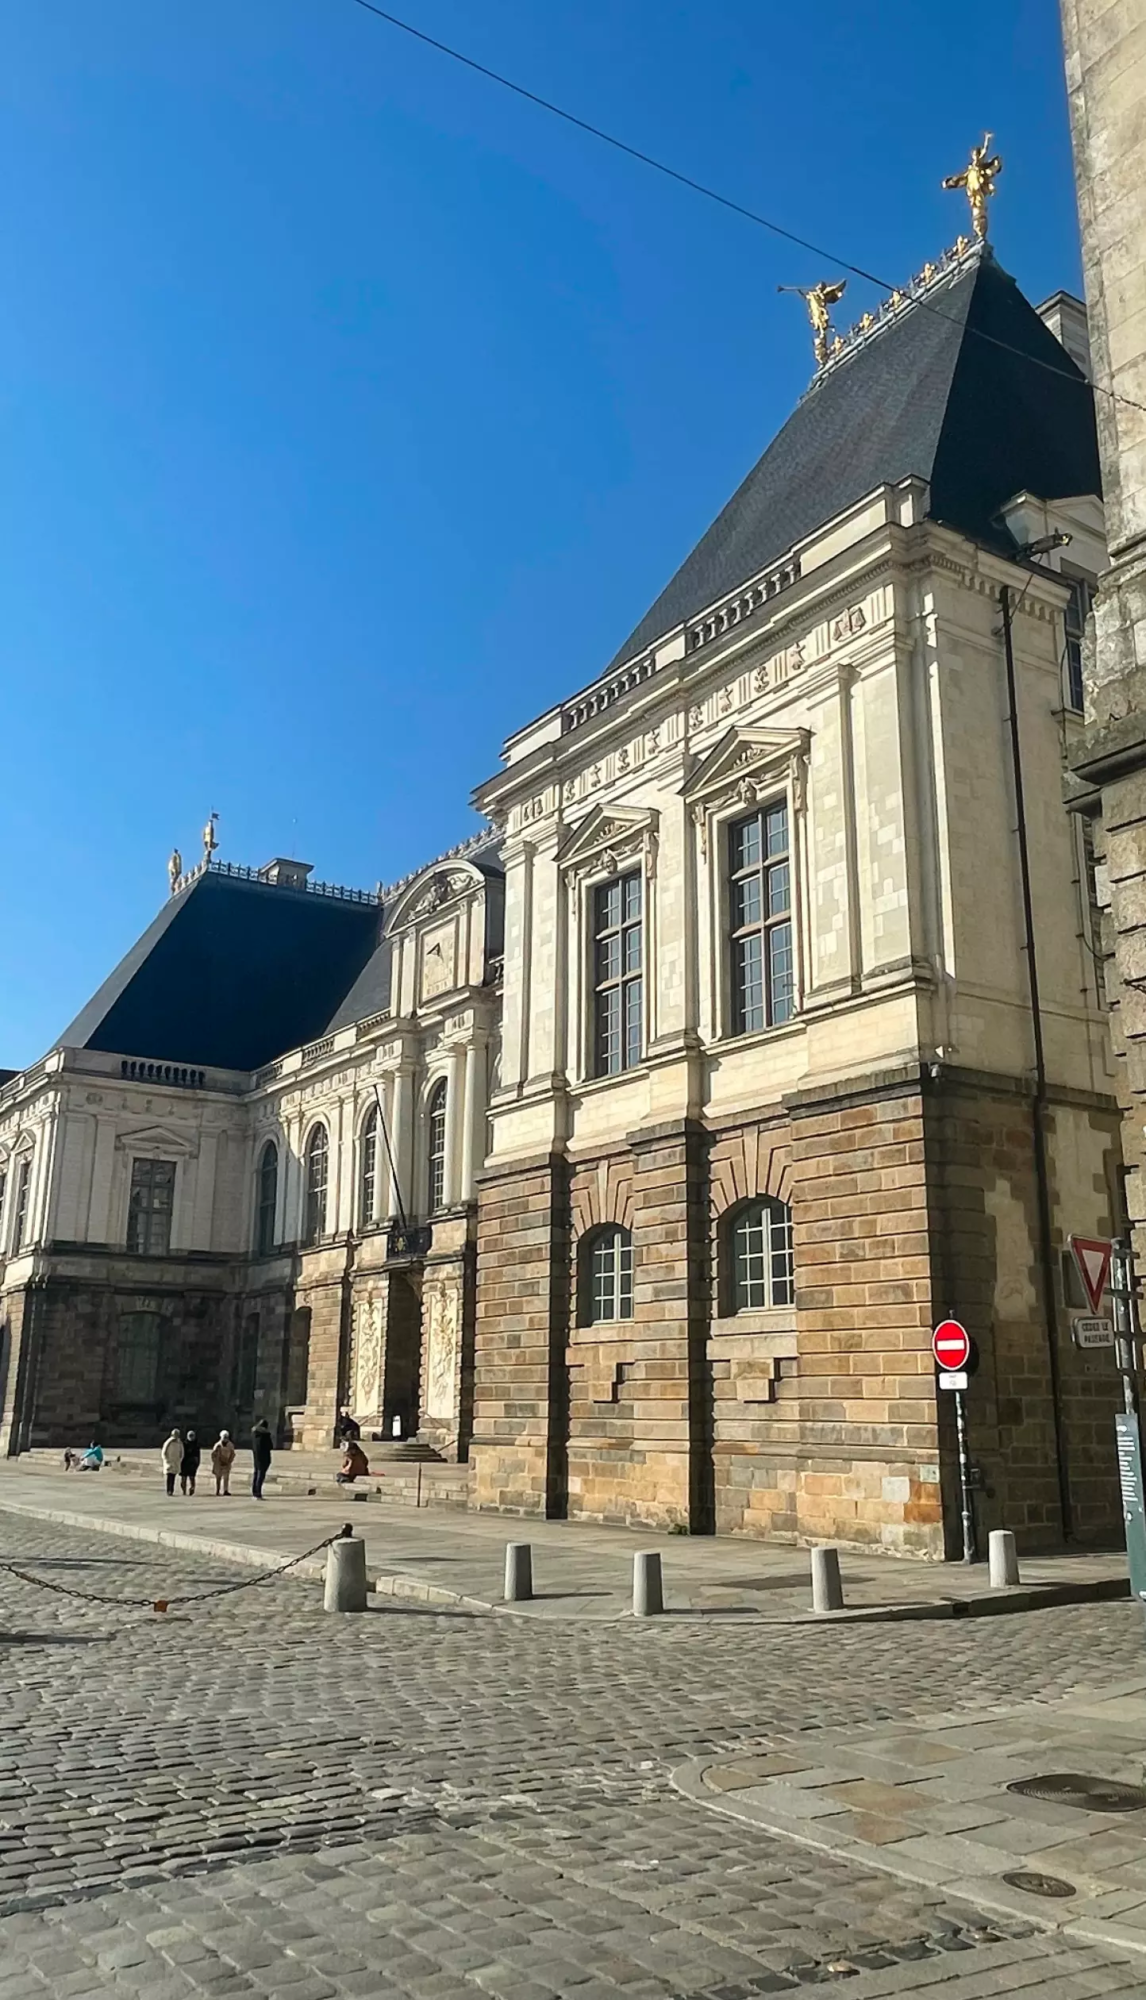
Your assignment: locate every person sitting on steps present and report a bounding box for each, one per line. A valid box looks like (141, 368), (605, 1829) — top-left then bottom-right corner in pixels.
(336, 1438), (370, 1485)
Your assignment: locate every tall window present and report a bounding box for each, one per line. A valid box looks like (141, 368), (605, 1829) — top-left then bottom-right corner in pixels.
(582, 1225), (634, 1324)
(12, 1157), (31, 1252)
(255, 1141), (278, 1257)
(728, 1199), (794, 1312)
(0, 1166), (7, 1250)
(729, 801), (794, 1035)
(303, 1126), (329, 1245)
(360, 1106), (379, 1227)
(592, 873), (643, 1076)
(1065, 575), (1093, 714)
(427, 1082), (447, 1212)
(113, 1310), (162, 1404)
(127, 1158), (175, 1256)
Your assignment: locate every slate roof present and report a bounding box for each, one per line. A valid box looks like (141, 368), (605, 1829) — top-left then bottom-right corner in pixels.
(58, 871), (384, 1073)
(57, 831), (506, 1073)
(609, 248), (1101, 669)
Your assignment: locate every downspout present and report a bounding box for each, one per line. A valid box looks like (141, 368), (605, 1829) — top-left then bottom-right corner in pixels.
(1000, 582), (1072, 1540)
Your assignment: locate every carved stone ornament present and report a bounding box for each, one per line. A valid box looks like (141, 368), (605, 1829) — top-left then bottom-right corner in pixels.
(558, 804), (659, 887)
(683, 725), (811, 862)
(831, 604), (867, 643)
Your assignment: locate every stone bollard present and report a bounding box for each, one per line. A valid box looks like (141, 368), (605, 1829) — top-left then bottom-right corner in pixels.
(811, 1545), (844, 1614)
(504, 1542), (533, 1603)
(324, 1526), (368, 1613)
(632, 1551), (664, 1617)
(988, 1528), (1021, 1588)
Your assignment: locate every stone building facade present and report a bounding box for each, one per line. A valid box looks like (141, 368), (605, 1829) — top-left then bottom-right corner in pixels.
(0, 842), (502, 1462)
(0, 231), (1132, 1559)
(471, 243), (1126, 1555)
(1060, 1), (1146, 1264)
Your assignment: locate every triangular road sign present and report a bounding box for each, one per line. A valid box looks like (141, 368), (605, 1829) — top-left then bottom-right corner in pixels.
(1070, 1235), (1113, 1316)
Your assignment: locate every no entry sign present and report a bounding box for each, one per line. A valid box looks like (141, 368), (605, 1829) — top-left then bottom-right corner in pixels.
(932, 1319), (971, 1372)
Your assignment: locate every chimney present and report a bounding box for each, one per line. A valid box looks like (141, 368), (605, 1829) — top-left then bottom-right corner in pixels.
(258, 858), (314, 890)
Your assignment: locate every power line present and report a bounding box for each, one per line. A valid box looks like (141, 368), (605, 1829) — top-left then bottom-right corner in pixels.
(348, 0), (1146, 419)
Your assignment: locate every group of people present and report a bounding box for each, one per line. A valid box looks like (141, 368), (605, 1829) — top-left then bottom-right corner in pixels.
(160, 1419), (274, 1498)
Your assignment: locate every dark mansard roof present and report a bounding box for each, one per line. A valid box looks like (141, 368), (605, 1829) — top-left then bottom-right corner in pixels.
(608, 247), (1101, 669)
(57, 832), (505, 1073)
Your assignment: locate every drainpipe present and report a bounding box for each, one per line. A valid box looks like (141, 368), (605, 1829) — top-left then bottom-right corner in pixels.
(1000, 581), (1072, 1540)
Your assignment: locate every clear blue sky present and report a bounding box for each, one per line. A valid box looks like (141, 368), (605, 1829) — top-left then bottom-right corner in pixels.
(2, 0), (1079, 1066)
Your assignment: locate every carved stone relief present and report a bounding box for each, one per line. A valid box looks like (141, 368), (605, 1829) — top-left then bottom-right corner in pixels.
(422, 1277), (462, 1423)
(352, 1294), (385, 1417)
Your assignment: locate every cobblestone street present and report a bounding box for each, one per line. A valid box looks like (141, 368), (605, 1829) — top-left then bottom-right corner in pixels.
(1, 1514), (1145, 1998)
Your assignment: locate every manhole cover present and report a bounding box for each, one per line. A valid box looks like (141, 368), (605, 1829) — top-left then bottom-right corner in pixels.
(1008, 1773), (1146, 1814)
(1002, 1869), (1077, 1899)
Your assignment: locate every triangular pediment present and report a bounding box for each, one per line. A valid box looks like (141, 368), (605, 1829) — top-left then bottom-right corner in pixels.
(114, 1121), (199, 1158)
(557, 804), (657, 873)
(681, 727), (809, 806)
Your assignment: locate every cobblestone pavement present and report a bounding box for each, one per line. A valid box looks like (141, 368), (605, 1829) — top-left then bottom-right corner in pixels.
(1, 1513), (1145, 1999)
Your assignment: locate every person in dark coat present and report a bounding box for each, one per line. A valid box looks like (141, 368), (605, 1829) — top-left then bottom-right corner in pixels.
(250, 1418), (273, 1499)
(180, 1430), (201, 1496)
(335, 1407), (361, 1444)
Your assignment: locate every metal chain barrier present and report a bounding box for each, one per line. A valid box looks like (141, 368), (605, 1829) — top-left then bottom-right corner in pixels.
(0, 1532), (342, 1611)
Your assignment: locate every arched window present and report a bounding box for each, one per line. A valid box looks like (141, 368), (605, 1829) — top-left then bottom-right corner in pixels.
(581, 1225), (634, 1324)
(255, 1141), (278, 1257)
(427, 1081), (448, 1212)
(303, 1125), (329, 1246)
(360, 1105), (379, 1228)
(727, 1198), (794, 1312)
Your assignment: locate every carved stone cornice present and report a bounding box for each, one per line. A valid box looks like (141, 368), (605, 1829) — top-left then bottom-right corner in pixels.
(557, 804), (659, 886)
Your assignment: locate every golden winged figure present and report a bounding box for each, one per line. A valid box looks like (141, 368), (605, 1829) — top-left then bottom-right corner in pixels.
(942, 135), (1002, 241)
(778, 278), (848, 368)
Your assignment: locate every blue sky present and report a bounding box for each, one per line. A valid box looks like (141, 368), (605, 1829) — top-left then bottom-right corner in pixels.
(2, 0), (1079, 1066)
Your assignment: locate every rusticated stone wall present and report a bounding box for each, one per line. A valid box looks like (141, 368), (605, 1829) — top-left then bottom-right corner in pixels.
(471, 1153), (570, 1516)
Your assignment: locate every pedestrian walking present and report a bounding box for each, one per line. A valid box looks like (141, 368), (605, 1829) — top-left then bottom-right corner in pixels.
(250, 1417), (273, 1500)
(180, 1429), (201, 1497)
(161, 1428), (182, 1497)
(210, 1429), (236, 1496)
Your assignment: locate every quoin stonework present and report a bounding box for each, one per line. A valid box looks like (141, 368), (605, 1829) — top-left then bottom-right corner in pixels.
(0, 230), (1133, 1558)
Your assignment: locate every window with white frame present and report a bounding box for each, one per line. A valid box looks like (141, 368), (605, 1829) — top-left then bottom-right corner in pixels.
(592, 873), (643, 1076)
(127, 1157), (175, 1256)
(726, 1198), (794, 1312)
(1065, 575), (1093, 714)
(360, 1106), (379, 1228)
(427, 1081), (448, 1212)
(581, 1224), (634, 1324)
(0, 1163), (8, 1251)
(302, 1125), (329, 1246)
(12, 1157), (31, 1252)
(255, 1141), (278, 1257)
(728, 801), (794, 1035)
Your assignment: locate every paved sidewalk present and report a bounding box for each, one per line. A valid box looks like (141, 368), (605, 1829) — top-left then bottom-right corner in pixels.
(677, 1669), (1146, 1962)
(0, 1463), (1132, 1623)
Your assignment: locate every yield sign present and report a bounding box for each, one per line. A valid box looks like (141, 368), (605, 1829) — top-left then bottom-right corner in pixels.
(1070, 1235), (1112, 1315)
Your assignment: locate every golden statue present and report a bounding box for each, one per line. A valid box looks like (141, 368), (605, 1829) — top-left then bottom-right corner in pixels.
(168, 848), (182, 895)
(942, 135), (1002, 241)
(202, 811), (219, 864)
(778, 278), (848, 368)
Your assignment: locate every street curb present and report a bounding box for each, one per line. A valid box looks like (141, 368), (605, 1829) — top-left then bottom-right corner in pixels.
(0, 1495), (493, 1613)
(0, 1490), (1130, 1624)
(672, 1757), (1146, 1962)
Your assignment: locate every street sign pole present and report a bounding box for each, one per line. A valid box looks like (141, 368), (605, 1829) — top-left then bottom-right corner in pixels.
(1109, 1237), (1146, 1615)
(953, 1387), (975, 1565)
(1111, 1236), (1142, 1423)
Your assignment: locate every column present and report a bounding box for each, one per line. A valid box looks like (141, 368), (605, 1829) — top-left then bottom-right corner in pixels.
(444, 1044), (466, 1208)
(391, 1065), (415, 1222)
(86, 1116), (118, 1245)
(460, 1037), (485, 1202)
(372, 1075), (392, 1225)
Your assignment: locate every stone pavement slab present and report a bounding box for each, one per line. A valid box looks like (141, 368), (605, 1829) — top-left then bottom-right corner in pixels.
(0, 1466), (1131, 1625)
(676, 1672), (1146, 1961)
